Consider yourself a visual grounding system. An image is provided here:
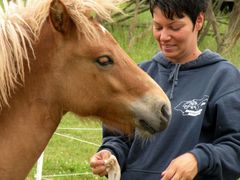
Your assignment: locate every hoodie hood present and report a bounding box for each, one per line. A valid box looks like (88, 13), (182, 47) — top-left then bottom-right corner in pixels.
(152, 49), (226, 70)
(142, 49), (227, 100)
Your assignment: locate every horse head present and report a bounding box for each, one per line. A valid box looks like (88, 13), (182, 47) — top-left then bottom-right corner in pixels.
(32, 0), (171, 136)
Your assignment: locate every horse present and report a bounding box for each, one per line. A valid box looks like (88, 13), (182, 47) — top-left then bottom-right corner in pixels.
(0, 0), (171, 179)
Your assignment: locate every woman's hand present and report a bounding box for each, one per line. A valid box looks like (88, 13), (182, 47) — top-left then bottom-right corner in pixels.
(161, 153), (198, 180)
(90, 149), (112, 177)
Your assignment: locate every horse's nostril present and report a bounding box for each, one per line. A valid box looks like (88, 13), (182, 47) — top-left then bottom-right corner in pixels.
(161, 104), (170, 120)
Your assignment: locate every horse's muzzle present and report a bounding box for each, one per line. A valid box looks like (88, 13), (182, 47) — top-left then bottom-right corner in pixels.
(130, 94), (171, 137)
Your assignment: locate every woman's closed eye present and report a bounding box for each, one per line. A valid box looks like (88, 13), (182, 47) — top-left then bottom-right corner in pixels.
(170, 24), (184, 31)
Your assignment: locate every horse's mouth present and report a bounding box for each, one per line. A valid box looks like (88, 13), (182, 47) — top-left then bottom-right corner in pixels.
(138, 119), (157, 134)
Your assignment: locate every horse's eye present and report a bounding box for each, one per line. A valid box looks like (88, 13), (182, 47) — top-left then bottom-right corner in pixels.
(95, 56), (114, 68)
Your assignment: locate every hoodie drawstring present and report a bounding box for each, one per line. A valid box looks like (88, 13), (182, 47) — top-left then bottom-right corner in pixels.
(168, 64), (181, 100)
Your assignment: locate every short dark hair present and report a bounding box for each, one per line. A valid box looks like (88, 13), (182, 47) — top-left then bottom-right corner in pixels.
(149, 0), (208, 25)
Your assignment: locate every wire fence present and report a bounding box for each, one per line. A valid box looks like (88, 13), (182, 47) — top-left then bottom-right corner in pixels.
(35, 127), (102, 180)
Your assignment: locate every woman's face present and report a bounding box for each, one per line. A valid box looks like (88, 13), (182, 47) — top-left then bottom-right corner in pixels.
(152, 7), (204, 64)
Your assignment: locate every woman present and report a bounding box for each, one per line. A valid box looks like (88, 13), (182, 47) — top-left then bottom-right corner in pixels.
(90, 0), (240, 179)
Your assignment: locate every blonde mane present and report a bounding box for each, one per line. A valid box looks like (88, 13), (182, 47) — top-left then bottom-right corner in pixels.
(0, 0), (124, 109)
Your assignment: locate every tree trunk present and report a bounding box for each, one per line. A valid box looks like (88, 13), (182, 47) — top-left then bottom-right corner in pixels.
(220, 0), (240, 53)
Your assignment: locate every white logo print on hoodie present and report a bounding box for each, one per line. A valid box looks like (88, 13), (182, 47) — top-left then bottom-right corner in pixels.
(175, 95), (209, 117)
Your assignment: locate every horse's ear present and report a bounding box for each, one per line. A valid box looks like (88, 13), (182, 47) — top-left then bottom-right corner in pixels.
(49, 0), (71, 33)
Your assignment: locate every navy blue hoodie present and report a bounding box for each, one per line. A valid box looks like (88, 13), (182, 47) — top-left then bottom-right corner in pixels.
(99, 50), (240, 180)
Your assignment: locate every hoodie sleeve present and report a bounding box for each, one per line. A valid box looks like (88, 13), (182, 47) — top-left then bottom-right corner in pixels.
(191, 90), (240, 179)
(98, 126), (133, 170)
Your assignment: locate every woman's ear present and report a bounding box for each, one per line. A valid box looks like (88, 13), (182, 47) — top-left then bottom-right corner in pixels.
(195, 12), (205, 31)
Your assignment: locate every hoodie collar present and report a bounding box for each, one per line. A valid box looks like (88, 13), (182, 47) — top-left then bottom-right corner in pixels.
(152, 49), (226, 99)
(153, 49), (226, 70)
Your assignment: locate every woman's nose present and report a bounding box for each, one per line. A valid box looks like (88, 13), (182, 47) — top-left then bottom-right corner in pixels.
(159, 29), (171, 41)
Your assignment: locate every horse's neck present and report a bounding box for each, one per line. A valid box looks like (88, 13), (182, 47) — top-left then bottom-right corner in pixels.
(0, 92), (62, 179)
